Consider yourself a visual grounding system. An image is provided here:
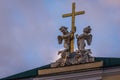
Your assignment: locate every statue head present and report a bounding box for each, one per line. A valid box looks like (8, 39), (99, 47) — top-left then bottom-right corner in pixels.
(59, 26), (68, 34)
(83, 26), (91, 33)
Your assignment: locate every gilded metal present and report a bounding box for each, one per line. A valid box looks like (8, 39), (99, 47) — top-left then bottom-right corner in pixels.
(62, 11), (85, 18)
(62, 2), (85, 53)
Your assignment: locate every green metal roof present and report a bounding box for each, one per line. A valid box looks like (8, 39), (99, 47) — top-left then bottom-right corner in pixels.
(1, 57), (120, 80)
(95, 57), (120, 67)
(0, 64), (50, 80)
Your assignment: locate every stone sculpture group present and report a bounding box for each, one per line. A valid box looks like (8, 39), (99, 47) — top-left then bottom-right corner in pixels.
(51, 26), (94, 67)
(51, 3), (94, 67)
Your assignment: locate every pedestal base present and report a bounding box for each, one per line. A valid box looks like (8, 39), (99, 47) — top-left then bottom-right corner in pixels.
(38, 61), (103, 75)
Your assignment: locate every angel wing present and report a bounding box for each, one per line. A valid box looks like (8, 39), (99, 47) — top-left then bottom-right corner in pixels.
(86, 34), (92, 45)
(58, 35), (63, 44)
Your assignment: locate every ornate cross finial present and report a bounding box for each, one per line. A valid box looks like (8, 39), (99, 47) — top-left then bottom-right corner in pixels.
(62, 2), (85, 53)
(51, 3), (94, 68)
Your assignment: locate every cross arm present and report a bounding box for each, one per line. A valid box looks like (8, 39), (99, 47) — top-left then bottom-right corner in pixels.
(62, 11), (85, 18)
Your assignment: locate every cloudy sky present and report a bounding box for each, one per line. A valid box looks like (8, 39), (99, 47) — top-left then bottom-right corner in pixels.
(0, 0), (120, 78)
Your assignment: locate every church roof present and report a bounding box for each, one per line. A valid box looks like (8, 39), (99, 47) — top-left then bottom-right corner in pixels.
(1, 57), (120, 80)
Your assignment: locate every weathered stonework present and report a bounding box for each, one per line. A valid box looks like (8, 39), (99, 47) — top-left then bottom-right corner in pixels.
(39, 61), (102, 75)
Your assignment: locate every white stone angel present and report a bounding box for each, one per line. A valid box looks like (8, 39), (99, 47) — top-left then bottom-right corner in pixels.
(76, 26), (92, 51)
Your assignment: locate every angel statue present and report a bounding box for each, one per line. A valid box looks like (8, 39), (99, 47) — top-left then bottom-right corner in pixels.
(75, 26), (93, 63)
(58, 26), (75, 58)
(76, 26), (92, 51)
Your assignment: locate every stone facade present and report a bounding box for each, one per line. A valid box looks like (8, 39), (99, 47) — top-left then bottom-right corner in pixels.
(20, 66), (120, 80)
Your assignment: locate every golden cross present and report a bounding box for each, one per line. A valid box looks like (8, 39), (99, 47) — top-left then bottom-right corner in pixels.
(62, 2), (85, 53)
